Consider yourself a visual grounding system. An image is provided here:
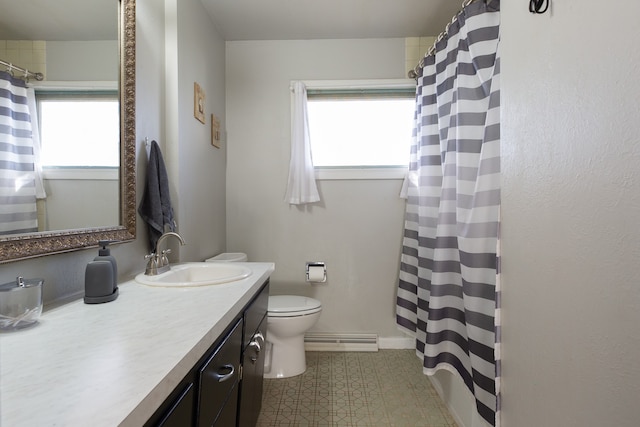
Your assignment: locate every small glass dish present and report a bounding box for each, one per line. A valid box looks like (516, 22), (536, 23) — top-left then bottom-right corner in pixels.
(0, 277), (43, 331)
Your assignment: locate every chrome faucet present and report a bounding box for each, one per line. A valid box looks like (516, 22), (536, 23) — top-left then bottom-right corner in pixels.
(145, 231), (186, 275)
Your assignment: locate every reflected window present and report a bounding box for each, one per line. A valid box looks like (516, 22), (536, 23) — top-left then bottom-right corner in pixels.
(36, 91), (119, 168)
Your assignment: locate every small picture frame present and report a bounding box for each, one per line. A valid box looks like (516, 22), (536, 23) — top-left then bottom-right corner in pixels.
(194, 82), (205, 124)
(211, 114), (221, 148)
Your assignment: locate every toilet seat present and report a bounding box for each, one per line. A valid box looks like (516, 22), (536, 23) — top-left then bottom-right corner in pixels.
(268, 295), (322, 317)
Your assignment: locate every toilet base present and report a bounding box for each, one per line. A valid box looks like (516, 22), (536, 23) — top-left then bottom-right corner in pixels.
(263, 300), (321, 379)
(263, 333), (306, 379)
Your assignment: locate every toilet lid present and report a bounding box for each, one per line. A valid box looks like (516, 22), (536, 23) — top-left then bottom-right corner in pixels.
(268, 295), (322, 317)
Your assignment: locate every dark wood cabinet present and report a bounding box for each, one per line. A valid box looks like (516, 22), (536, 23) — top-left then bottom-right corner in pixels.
(237, 281), (269, 427)
(238, 315), (267, 427)
(197, 319), (242, 427)
(145, 280), (269, 427)
(154, 383), (195, 427)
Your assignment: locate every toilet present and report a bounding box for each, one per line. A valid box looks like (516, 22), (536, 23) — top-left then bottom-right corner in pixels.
(205, 252), (248, 263)
(205, 253), (322, 379)
(263, 295), (321, 378)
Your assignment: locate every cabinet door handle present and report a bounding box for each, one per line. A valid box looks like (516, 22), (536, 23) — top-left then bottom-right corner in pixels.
(254, 331), (265, 347)
(211, 364), (235, 382)
(248, 339), (261, 364)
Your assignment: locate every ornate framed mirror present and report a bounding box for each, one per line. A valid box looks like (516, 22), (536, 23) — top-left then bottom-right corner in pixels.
(0, 0), (136, 263)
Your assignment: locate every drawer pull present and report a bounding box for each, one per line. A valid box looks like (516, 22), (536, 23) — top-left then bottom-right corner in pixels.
(211, 364), (235, 382)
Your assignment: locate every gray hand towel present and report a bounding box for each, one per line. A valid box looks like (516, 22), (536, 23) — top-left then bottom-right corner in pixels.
(138, 140), (175, 250)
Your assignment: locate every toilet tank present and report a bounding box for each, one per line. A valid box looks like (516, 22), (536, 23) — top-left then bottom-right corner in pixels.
(205, 253), (248, 262)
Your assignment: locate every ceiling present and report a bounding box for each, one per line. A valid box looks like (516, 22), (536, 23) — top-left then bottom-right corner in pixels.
(0, 0), (117, 41)
(200, 0), (464, 40)
(0, 0), (463, 42)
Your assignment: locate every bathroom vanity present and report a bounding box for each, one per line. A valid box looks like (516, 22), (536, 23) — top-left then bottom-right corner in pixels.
(0, 262), (274, 427)
(145, 276), (269, 426)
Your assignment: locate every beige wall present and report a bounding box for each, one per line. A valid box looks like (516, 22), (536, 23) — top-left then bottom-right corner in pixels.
(0, 40), (46, 78)
(404, 36), (436, 75)
(501, 0), (640, 425)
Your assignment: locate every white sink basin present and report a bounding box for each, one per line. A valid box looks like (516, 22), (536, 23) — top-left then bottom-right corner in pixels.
(135, 262), (252, 287)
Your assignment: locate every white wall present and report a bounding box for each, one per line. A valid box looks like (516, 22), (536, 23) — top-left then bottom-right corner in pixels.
(47, 41), (117, 81)
(225, 39), (409, 338)
(501, 1), (640, 426)
(165, 0), (227, 262)
(45, 178), (118, 229)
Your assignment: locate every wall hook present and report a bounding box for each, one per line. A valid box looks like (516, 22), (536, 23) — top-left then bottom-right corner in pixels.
(529, 0), (550, 14)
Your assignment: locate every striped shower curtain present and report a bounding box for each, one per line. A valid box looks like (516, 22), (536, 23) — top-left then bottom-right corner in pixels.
(0, 71), (38, 235)
(396, 1), (500, 426)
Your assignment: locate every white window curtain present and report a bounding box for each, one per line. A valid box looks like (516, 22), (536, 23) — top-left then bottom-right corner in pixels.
(26, 87), (47, 200)
(284, 81), (320, 205)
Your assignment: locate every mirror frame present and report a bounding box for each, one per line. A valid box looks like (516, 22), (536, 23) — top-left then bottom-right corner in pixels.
(0, 0), (136, 263)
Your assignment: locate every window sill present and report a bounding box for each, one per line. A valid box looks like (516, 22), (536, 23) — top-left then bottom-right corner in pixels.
(43, 168), (118, 181)
(315, 167), (407, 180)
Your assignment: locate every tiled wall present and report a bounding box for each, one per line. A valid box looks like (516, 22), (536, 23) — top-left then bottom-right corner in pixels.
(404, 36), (436, 76)
(0, 40), (46, 79)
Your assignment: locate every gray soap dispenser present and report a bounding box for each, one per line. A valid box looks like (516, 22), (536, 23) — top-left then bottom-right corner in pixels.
(84, 240), (119, 304)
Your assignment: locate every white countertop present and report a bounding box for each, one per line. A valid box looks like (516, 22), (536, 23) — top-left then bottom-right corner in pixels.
(0, 262), (274, 427)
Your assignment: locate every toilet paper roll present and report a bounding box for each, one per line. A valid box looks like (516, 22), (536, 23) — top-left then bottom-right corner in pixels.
(307, 266), (325, 282)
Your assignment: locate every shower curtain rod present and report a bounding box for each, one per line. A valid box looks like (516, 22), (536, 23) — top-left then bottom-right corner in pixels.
(0, 59), (44, 81)
(408, 0), (493, 79)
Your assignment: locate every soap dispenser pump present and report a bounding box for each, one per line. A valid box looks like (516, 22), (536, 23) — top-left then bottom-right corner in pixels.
(96, 240), (118, 281)
(84, 240), (119, 304)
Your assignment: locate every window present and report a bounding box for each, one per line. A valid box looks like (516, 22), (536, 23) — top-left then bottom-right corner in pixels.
(305, 80), (415, 179)
(36, 91), (119, 169)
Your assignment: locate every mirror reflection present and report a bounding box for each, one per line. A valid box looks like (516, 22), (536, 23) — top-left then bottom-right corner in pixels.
(0, 0), (120, 235)
(0, 0), (136, 262)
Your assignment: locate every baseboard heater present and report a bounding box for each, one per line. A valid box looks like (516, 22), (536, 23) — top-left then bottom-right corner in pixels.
(304, 333), (379, 352)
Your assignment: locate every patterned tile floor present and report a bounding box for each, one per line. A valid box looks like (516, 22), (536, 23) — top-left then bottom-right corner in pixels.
(257, 349), (458, 427)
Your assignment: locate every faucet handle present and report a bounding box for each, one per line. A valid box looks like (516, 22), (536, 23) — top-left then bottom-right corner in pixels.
(144, 253), (159, 275)
(159, 249), (172, 267)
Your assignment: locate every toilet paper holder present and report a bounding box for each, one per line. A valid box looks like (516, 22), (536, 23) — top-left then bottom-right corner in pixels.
(305, 262), (326, 283)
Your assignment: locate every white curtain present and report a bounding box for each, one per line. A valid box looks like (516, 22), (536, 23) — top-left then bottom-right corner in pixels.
(26, 87), (46, 200)
(285, 81), (320, 205)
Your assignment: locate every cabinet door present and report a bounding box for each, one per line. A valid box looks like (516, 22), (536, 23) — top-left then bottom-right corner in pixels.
(243, 282), (269, 349)
(213, 382), (239, 427)
(237, 315), (267, 427)
(154, 383), (195, 427)
(197, 319), (243, 427)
